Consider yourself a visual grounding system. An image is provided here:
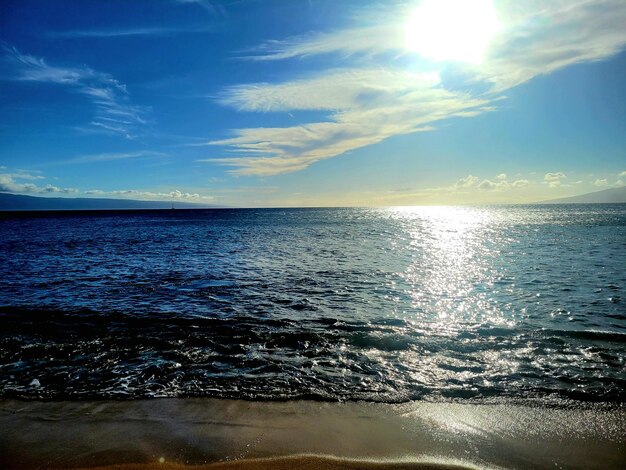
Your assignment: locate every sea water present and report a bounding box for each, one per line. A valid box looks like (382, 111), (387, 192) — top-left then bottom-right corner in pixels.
(0, 205), (624, 402)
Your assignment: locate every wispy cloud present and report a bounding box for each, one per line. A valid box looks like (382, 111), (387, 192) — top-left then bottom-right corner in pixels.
(2, 45), (147, 139)
(243, 24), (403, 62)
(478, 0), (626, 90)
(54, 151), (167, 165)
(204, 0), (626, 176)
(48, 26), (214, 38)
(238, 3), (406, 61)
(174, 0), (225, 16)
(202, 69), (490, 175)
(217, 69), (442, 112)
(1, 171), (45, 181)
(244, 0), (626, 91)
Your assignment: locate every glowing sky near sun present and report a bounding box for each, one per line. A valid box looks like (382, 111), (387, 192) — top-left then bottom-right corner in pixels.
(405, 0), (500, 63)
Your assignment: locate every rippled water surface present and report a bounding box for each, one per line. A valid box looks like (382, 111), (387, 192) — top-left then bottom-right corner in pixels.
(0, 205), (624, 401)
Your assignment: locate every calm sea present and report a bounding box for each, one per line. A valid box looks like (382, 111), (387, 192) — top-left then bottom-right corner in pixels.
(0, 205), (624, 402)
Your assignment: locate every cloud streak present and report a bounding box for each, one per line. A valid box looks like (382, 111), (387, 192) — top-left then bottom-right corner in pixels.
(174, 0), (225, 16)
(243, 24), (403, 62)
(48, 26), (214, 38)
(54, 151), (168, 165)
(2, 46), (147, 138)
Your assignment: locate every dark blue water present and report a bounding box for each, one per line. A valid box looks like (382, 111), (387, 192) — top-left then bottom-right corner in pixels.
(0, 205), (624, 402)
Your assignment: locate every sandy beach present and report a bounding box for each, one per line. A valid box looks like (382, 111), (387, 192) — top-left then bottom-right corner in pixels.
(75, 456), (477, 470)
(1, 398), (624, 469)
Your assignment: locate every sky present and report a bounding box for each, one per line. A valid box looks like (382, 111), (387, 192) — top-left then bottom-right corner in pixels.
(1, 0), (625, 207)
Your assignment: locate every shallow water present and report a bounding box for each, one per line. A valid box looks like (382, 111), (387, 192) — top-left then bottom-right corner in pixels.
(1, 398), (624, 469)
(0, 205), (624, 401)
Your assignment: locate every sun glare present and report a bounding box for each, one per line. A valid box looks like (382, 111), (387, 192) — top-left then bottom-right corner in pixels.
(405, 0), (500, 64)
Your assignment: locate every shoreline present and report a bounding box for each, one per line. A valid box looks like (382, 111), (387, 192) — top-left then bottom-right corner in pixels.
(2, 398), (624, 469)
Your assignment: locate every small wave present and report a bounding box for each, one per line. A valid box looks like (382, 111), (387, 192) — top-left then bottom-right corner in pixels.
(542, 328), (626, 342)
(1, 306), (625, 402)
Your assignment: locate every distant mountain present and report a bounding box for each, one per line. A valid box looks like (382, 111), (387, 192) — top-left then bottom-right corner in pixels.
(0, 192), (220, 211)
(537, 186), (626, 204)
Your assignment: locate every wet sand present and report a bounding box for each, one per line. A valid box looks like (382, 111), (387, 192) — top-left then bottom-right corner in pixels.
(1, 399), (624, 469)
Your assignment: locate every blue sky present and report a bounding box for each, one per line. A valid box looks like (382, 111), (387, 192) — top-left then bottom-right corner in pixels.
(1, 0), (625, 206)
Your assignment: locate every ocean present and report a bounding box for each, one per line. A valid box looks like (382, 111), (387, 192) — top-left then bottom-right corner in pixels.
(1, 205), (625, 403)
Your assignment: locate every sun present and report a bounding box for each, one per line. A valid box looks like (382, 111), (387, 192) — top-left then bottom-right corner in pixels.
(405, 0), (500, 64)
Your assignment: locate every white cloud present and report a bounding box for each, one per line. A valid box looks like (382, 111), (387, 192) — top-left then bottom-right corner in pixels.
(480, 0), (626, 90)
(374, 172), (537, 205)
(478, 179), (499, 190)
(511, 179), (529, 188)
(2, 45), (147, 139)
(42, 185), (79, 194)
(0, 171), (213, 201)
(455, 175), (480, 188)
(544, 172), (566, 187)
(204, 69), (489, 175)
(544, 172), (566, 181)
(84, 188), (214, 201)
(452, 174), (530, 192)
(619, 171), (626, 178)
(476, 175), (527, 191)
(205, 1), (626, 176)
(0, 173), (77, 194)
(593, 178), (608, 187)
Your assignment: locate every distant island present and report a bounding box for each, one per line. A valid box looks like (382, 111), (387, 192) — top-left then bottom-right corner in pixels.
(0, 192), (220, 211)
(2, 186), (626, 211)
(537, 186), (626, 204)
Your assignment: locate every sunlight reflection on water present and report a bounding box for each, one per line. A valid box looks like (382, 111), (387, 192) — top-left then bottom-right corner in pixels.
(390, 206), (512, 331)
